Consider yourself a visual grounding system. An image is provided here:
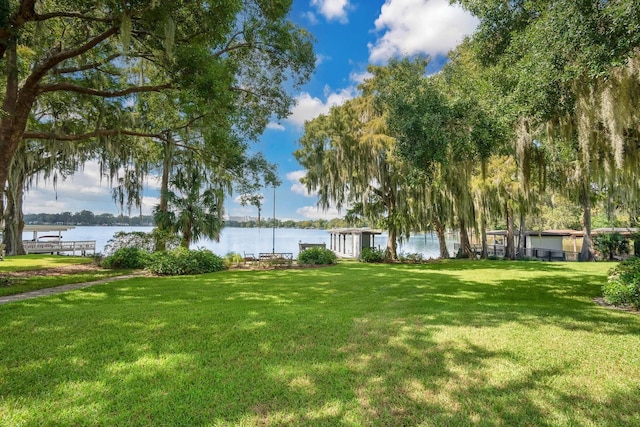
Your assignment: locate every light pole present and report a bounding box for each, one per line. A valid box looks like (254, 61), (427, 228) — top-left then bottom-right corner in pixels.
(272, 185), (276, 254)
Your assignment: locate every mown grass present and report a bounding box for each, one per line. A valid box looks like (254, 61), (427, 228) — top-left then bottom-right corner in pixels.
(0, 255), (130, 297)
(0, 254), (94, 271)
(1, 260), (638, 426)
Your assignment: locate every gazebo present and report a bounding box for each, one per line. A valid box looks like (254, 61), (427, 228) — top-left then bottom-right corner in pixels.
(328, 228), (382, 259)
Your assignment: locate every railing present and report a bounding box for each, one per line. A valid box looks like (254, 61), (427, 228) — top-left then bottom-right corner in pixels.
(258, 252), (294, 267)
(23, 240), (96, 256)
(454, 243), (581, 261)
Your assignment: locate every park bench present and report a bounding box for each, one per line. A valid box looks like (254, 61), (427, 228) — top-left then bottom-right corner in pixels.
(259, 252), (293, 267)
(243, 252), (257, 264)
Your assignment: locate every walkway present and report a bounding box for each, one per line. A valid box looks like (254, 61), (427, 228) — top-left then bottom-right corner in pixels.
(0, 274), (141, 305)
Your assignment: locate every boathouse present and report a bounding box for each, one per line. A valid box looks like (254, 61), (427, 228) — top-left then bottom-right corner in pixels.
(328, 228), (382, 259)
(22, 225), (96, 256)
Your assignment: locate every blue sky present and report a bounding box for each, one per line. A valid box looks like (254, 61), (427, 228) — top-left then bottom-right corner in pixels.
(24, 0), (478, 221)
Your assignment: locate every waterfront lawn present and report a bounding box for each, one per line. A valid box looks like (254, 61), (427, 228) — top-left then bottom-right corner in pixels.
(0, 255), (129, 297)
(1, 260), (639, 426)
(0, 254), (93, 271)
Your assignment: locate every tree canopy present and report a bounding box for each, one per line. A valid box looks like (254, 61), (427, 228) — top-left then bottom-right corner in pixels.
(1, 0), (314, 252)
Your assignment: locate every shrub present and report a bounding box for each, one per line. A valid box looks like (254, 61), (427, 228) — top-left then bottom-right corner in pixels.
(360, 247), (385, 263)
(223, 252), (244, 267)
(603, 257), (640, 309)
(399, 252), (424, 263)
(103, 230), (180, 256)
(594, 232), (629, 261)
(102, 247), (151, 269)
(298, 247), (337, 265)
(147, 248), (225, 275)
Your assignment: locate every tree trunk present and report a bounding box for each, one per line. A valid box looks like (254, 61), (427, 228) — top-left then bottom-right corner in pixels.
(155, 134), (174, 251)
(505, 202), (515, 260)
(480, 209), (488, 259)
(386, 226), (398, 261)
(458, 218), (473, 258)
(580, 179), (595, 261)
(517, 211), (526, 259)
(385, 190), (398, 261)
(3, 176), (26, 255)
(0, 40), (38, 218)
(434, 219), (449, 259)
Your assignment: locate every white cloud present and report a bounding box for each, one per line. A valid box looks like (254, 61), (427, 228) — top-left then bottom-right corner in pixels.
(368, 0), (479, 63)
(315, 53), (331, 66)
(144, 174), (162, 191)
(311, 0), (351, 23)
(266, 122), (286, 131)
(288, 87), (355, 127)
(349, 70), (373, 85)
(303, 11), (319, 25)
(296, 205), (343, 220)
(139, 196), (160, 215)
(286, 170), (317, 197)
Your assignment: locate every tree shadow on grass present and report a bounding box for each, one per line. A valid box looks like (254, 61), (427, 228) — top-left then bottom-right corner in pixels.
(1, 262), (639, 425)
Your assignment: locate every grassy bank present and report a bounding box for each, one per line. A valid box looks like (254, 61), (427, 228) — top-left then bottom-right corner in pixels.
(1, 260), (638, 426)
(0, 255), (130, 297)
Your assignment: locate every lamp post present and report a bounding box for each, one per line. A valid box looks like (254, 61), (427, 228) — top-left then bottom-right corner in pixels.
(272, 185), (276, 254)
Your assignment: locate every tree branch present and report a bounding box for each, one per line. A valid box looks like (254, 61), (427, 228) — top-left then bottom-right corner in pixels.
(34, 11), (114, 24)
(21, 25), (119, 97)
(37, 82), (172, 97)
(23, 129), (163, 141)
(53, 53), (123, 74)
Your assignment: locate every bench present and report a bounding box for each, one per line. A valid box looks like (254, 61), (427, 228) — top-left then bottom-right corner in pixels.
(243, 251), (257, 264)
(259, 252), (293, 267)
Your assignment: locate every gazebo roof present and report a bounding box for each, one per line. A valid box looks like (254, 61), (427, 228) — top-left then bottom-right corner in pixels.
(328, 228), (382, 235)
(23, 225), (76, 232)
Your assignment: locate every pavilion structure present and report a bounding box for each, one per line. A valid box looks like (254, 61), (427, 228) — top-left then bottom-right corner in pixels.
(328, 228), (382, 259)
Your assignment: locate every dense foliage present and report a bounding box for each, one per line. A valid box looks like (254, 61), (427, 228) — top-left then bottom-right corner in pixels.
(102, 247), (151, 270)
(103, 231), (179, 256)
(297, 247), (337, 265)
(593, 233), (630, 261)
(604, 258), (640, 309)
(146, 248), (225, 276)
(359, 247), (385, 263)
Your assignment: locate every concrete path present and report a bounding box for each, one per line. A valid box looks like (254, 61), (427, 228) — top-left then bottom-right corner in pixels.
(0, 274), (141, 305)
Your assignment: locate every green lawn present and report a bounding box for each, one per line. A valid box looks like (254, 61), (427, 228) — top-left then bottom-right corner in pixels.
(0, 254), (94, 271)
(1, 260), (638, 426)
(0, 255), (130, 297)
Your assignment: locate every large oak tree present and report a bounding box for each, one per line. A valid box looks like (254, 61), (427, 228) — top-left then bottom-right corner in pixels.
(0, 0), (314, 219)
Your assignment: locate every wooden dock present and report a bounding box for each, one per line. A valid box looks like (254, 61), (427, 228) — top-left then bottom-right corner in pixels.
(23, 240), (96, 256)
(22, 225), (96, 256)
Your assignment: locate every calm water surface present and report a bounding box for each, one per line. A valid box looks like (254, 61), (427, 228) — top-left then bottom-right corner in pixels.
(24, 226), (454, 258)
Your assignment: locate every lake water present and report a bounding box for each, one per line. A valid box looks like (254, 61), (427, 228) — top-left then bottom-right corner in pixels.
(24, 226), (455, 259)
